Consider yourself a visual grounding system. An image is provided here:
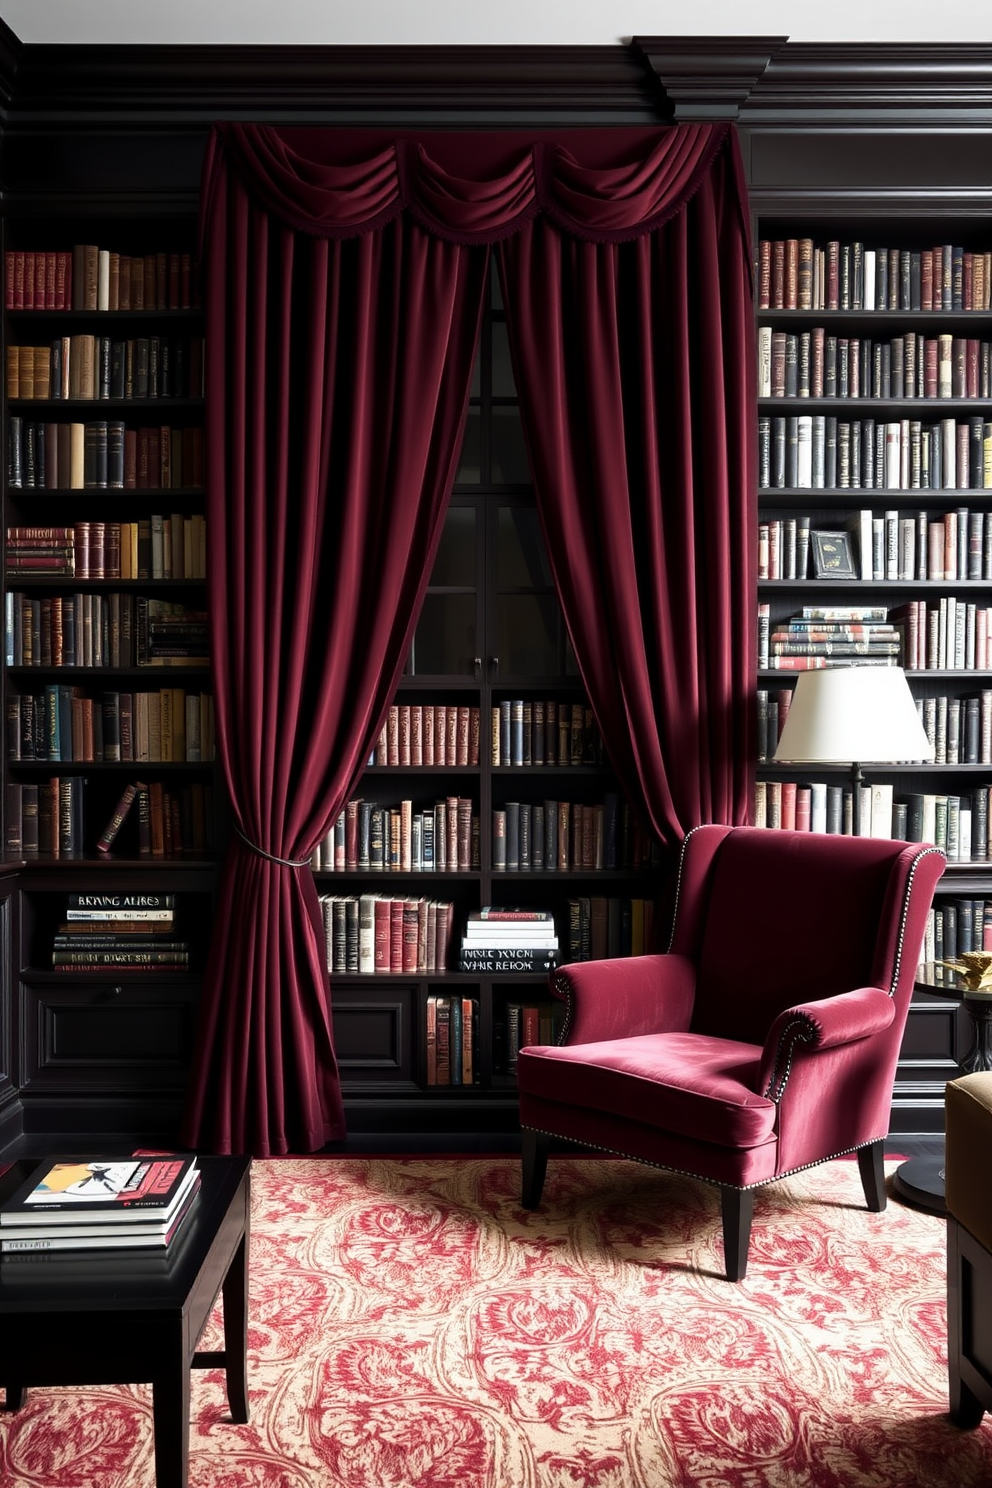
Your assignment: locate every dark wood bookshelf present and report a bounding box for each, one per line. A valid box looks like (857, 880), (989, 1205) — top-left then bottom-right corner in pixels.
(1, 32), (990, 1151)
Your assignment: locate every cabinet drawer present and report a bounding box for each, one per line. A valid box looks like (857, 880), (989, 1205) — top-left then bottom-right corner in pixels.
(20, 979), (197, 1092)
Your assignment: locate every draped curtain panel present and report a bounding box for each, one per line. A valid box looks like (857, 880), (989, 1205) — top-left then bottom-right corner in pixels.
(182, 122), (755, 1156)
(498, 130), (756, 839)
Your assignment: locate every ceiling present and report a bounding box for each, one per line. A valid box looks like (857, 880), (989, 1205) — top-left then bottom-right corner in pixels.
(0, 0), (987, 48)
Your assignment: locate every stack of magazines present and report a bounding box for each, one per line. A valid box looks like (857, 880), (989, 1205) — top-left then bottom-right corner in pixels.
(0, 1154), (200, 1253)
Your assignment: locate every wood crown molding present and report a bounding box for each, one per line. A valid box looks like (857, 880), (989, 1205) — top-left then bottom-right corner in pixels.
(632, 36), (786, 119)
(0, 18), (24, 118)
(634, 37), (992, 122)
(4, 42), (671, 123)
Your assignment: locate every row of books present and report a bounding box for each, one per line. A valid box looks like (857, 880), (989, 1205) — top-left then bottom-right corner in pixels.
(4, 777), (214, 860)
(758, 602), (981, 674)
(318, 893), (456, 975)
(5, 245), (199, 313)
(7, 334), (205, 402)
(372, 703), (480, 768)
(6, 593), (209, 670)
(8, 419), (205, 490)
(491, 700), (603, 768)
(7, 686), (215, 764)
(564, 895), (657, 962)
(369, 701), (606, 772)
(426, 995), (481, 1085)
(756, 238), (992, 314)
(0, 1154), (200, 1254)
(494, 1001), (558, 1074)
(921, 900), (992, 968)
(313, 797), (477, 874)
(6, 516), (207, 579)
(894, 599), (992, 673)
(763, 508), (992, 586)
(758, 414), (991, 492)
(492, 795), (650, 873)
(755, 780), (992, 862)
(758, 327), (991, 401)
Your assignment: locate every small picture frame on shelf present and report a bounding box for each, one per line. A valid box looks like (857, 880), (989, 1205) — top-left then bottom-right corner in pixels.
(810, 530), (857, 580)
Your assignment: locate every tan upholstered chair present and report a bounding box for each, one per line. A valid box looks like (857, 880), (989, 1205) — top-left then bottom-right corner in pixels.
(945, 1071), (992, 1427)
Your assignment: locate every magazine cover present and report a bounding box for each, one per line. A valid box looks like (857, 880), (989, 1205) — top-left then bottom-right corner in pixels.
(0, 1156), (198, 1226)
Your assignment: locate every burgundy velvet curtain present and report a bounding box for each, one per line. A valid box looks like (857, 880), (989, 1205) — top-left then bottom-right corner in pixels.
(182, 123), (755, 1156)
(498, 132), (756, 839)
(181, 129), (489, 1154)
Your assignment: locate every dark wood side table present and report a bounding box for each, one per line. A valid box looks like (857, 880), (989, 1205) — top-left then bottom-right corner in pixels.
(0, 1154), (251, 1488)
(892, 963), (992, 1216)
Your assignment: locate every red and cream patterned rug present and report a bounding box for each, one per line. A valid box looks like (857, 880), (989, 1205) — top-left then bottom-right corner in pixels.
(1, 1154), (990, 1487)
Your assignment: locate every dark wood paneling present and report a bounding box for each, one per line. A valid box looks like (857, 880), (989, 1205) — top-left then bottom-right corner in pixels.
(748, 129), (992, 192)
(21, 981), (197, 1093)
(332, 993), (414, 1084)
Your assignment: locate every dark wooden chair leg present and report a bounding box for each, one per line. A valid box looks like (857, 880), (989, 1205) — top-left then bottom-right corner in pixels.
(2, 1386), (25, 1411)
(521, 1129), (550, 1209)
(857, 1139), (886, 1212)
(721, 1186), (754, 1282)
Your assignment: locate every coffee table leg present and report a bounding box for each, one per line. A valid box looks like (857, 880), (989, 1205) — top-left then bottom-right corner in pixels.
(152, 1360), (191, 1488)
(3, 1385), (25, 1411)
(222, 1230), (250, 1423)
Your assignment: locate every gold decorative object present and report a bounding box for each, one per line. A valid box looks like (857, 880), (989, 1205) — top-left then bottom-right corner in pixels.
(943, 950), (992, 991)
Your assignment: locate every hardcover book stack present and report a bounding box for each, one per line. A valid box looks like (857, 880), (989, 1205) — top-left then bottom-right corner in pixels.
(762, 605), (901, 671)
(457, 907), (559, 974)
(0, 1154), (200, 1253)
(52, 890), (189, 970)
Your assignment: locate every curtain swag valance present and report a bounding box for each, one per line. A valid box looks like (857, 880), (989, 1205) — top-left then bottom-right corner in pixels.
(205, 121), (741, 246)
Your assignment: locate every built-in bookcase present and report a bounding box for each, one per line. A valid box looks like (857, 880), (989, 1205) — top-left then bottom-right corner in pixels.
(752, 204), (992, 1132)
(1, 213), (218, 1139)
(310, 270), (660, 1128)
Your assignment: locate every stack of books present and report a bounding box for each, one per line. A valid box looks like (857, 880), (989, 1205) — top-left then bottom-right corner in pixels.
(0, 1154), (200, 1252)
(52, 890), (189, 970)
(766, 605), (902, 671)
(457, 907), (559, 974)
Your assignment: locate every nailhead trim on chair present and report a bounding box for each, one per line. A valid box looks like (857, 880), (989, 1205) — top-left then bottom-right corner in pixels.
(763, 1016), (817, 1102)
(519, 1122), (887, 1194)
(761, 842), (943, 1102)
(665, 823), (708, 955)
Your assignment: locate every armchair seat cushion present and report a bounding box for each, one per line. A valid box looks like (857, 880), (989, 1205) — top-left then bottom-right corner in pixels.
(517, 1032), (775, 1150)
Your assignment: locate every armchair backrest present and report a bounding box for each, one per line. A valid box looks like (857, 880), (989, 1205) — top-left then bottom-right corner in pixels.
(669, 826), (944, 1046)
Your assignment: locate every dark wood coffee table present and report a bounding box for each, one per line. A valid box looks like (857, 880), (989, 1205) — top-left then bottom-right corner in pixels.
(0, 1153), (251, 1488)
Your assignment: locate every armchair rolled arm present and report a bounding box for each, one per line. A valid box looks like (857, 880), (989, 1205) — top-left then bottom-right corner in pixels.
(551, 954), (696, 1044)
(759, 986), (896, 1102)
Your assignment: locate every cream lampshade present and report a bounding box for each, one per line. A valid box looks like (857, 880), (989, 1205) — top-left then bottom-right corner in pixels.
(773, 666), (935, 835)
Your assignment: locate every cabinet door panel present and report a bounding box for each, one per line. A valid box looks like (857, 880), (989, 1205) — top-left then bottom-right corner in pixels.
(21, 980), (196, 1091)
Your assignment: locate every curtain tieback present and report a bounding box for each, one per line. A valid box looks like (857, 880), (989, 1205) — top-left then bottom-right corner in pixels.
(233, 822), (311, 868)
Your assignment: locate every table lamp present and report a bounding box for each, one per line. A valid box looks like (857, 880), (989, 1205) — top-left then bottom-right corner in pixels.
(772, 666), (935, 836)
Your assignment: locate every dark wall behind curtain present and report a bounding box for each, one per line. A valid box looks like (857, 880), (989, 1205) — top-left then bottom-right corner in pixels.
(183, 123), (756, 1156)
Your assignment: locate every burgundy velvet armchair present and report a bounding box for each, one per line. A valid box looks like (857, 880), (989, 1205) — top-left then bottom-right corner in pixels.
(516, 825), (945, 1281)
